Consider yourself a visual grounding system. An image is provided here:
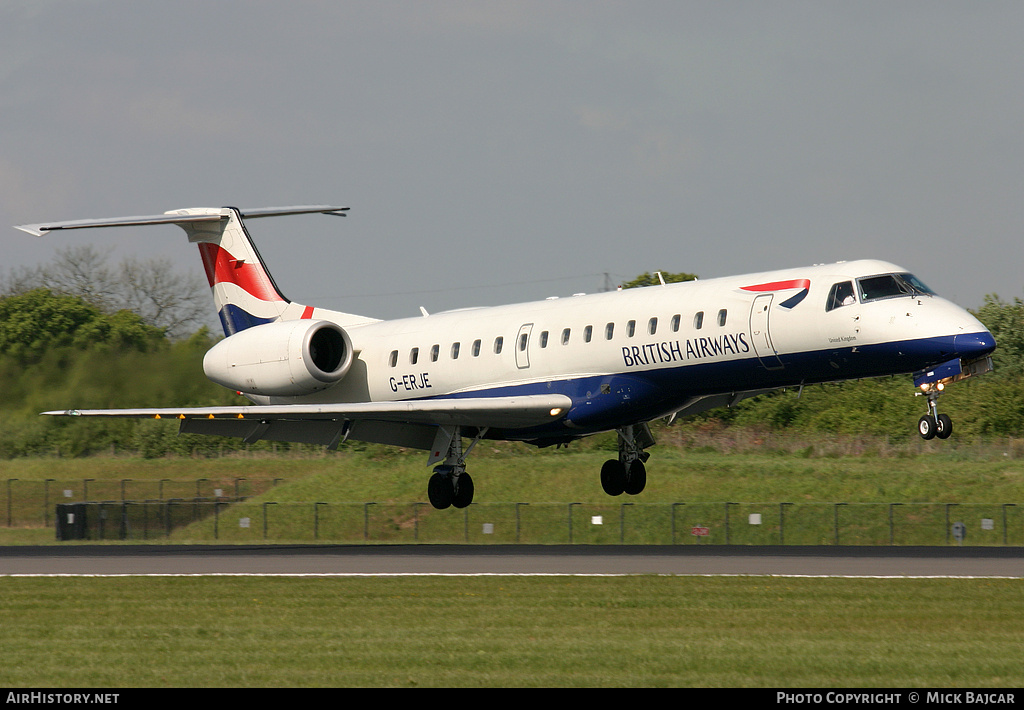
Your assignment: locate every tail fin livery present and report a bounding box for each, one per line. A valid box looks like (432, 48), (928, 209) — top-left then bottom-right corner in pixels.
(15, 205), (378, 335)
(169, 207), (297, 335)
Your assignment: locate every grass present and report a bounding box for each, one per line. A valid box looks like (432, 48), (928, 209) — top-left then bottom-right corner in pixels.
(0, 576), (1021, 687)
(2, 440), (1022, 688)
(3, 440), (1024, 544)
(3, 439), (1024, 504)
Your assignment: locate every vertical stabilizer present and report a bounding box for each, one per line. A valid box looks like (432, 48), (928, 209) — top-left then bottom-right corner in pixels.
(167, 207), (289, 335)
(16, 204), (380, 336)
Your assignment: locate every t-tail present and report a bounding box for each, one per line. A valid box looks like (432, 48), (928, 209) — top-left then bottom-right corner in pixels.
(16, 205), (379, 335)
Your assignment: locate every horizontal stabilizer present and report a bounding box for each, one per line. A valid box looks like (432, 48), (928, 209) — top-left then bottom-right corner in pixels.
(15, 205), (348, 237)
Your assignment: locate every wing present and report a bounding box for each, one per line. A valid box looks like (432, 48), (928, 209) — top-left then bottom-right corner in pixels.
(44, 394), (572, 452)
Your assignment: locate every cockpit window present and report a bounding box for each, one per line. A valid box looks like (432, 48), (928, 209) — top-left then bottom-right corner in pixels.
(900, 273), (935, 295)
(857, 272), (935, 302)
(826, 281), (856, 311)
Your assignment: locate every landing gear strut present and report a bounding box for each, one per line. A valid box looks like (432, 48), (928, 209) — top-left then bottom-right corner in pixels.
(600, 423), (654, 497)
(917, 387), (953, 440)
(426, 426), (485, 510)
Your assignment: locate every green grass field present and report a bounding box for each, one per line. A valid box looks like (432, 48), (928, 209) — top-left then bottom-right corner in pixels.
(1, 576), (1021, 688)
(3, 441), (1024, 544)
(4, 438), (1024, 506)
(2, 443), (1023, 687)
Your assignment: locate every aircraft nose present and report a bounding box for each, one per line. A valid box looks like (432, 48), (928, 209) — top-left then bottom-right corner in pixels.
(954, 331), (996, 359)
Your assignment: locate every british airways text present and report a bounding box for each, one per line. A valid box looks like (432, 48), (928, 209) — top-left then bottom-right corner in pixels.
(622, 333), (751, 368)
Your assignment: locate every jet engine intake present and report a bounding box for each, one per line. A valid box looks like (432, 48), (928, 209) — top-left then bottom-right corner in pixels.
(203, 320), (354, 396)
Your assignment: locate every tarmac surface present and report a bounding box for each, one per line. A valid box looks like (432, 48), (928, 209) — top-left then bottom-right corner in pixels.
(1, 544), (1022, 577)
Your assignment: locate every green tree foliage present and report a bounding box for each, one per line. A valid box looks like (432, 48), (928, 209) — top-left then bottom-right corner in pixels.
(0, 289), (164, 364)
(619, 270), (698, 289)
(2, 245), (212, 339)
(0, 325), (238, 457)
(0, 286), (231, 457)
(972, 294), (1024, 377)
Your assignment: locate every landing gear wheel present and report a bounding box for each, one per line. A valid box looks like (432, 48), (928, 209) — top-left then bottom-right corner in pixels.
(624, 460), (647, 495)
(452, 472), (474, 509)
(601, 459), (626, 496)
(427, 470), (454, 510)
(918, 415), (937, 440)
(935, 413), (953, 440)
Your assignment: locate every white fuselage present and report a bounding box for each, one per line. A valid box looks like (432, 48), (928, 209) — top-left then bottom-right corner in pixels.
(258, 259), (992, 442)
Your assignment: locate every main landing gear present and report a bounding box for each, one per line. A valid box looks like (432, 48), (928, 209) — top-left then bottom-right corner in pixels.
(428, 466), (474, 510)
(917, 386), (953, 440)
(426, 425), (486, 510)
(600, 423), (655, 497)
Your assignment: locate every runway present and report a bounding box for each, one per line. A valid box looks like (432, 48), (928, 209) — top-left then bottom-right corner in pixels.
(1, 544), (1022, 577)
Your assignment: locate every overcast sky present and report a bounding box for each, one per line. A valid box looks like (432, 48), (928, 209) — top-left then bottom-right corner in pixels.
(3, 1), (1023, 323)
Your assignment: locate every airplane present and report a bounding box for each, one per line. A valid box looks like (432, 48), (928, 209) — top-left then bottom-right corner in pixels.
(16, 205), (996, 509)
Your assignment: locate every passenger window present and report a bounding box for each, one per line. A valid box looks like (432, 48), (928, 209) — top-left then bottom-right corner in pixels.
(826, 281), (856, 311)
(694, 311), (704, 329)
(519, 333), (528, 351)
(494, 336), (503, 354)
(389, 350), (398, 367)
(451, 342), (460, 359)
(472, 339), (481, 357)
(718, 309), (727, 327)
(430, 344), (439, 362)
(627, 320), (636, 337)
(540, 331), (549, 348)
(410, 347), (419, 365)
(671, 314), (681, 332)
(605, 322), (614, 340)
(561, 328), (571, 345)
(648, 317), (658, 335)
(584, 325), (593, 343)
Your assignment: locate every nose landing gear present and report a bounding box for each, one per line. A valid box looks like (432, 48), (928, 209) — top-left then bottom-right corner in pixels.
(913, 355), (993, 441)
(917, 387), (952, 440)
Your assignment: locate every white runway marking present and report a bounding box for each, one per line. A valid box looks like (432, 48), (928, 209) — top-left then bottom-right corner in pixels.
(2, 572), (1020, 579)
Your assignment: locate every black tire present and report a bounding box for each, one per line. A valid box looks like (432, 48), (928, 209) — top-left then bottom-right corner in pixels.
(918, 415), (937, 440)
(624, 459), (647, 495)
(427, 470), (454, 509)
(936, 413), (953, 440)
(452, 472), (475, 509)
(600, 459), (626, 496)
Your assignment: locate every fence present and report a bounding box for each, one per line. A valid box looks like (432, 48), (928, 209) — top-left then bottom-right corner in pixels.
(52, 500), (1024, 545)
(3, 477), (282, 527)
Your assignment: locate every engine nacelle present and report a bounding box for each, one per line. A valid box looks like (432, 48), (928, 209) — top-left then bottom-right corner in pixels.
(203, 320), (354, 396)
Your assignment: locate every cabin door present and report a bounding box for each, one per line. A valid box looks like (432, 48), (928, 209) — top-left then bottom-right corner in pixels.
(749, 294), (784, 370)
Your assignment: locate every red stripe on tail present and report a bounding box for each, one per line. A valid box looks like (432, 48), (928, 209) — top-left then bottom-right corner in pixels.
(197, 243), (284, 302)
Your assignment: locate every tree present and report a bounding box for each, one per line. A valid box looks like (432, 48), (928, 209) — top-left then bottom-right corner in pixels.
(118, 256), (211, 339)
(0, 288), (164, 364)
(619, 270), (698, 289)
(2, 245), (212, 339)
(972, 294), (1024, 377)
